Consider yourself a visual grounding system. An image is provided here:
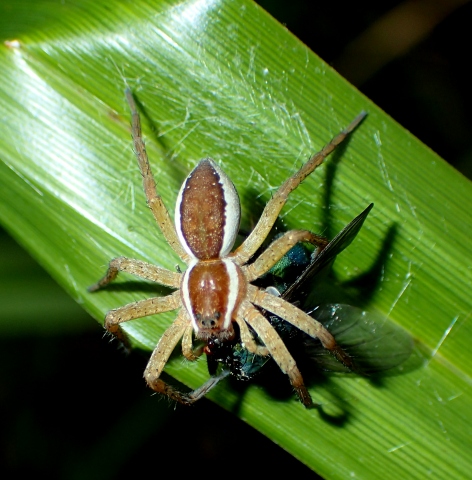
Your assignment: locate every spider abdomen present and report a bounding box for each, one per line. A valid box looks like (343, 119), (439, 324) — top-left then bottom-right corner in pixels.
(175, 158), (241, 260)
(181, 258), (246, 340)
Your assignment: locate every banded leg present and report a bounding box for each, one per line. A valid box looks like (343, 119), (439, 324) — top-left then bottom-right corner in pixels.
(248, 284), (353, 369)
(125, 89), (190, 264)
(88, 257), (181, 292)
(243, 229), (328, 282)
(240, 300), (312, 407)
(233, 112), (366, 265)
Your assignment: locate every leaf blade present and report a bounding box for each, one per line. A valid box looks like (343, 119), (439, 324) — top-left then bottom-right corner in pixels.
(1, 1), (472, 478)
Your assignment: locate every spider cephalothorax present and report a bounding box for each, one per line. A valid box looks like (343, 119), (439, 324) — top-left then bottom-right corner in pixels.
(89, 89), (366, 407)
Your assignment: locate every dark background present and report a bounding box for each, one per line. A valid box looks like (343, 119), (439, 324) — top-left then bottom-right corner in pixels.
(1, 1), (471, 478)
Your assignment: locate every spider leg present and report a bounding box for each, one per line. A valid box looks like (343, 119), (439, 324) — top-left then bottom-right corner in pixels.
(240, 300), (313, 407)
(243, 229), (328, 282)
(232, 112), (366, 266)
(248, 284), (353, 369)
(88, 256), (181, 292)
(182, 321), (204, 361)
(235, 315), (269, 356)
(125, 89), (191, 263)
(144, 310), (193, 403)
(144, 310), (229, 404)
(104, 290), (181, 342)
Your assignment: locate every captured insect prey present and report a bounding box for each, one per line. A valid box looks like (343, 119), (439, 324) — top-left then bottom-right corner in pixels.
(89, 88), (367, 407)
(204, 204), (413, 392)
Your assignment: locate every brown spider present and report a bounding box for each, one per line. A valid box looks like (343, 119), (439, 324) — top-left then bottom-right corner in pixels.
(89, 89), (366, 407)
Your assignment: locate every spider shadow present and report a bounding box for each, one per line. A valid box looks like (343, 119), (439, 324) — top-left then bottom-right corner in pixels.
(96, 280), (175, 297)
(321, 146), (397, 307)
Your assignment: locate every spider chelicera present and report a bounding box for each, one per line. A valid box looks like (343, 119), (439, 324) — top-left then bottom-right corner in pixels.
(89, 89), (366, 407)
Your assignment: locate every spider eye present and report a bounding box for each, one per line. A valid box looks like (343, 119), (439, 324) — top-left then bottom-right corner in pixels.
(197, 311), (221, 329)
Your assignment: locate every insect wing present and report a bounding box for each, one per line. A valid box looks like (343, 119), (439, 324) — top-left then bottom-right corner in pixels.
(306, 304), (414, 374)
(282, 203), (374, 303)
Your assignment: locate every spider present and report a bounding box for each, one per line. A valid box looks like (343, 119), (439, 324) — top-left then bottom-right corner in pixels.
(89, 89), (366, 407)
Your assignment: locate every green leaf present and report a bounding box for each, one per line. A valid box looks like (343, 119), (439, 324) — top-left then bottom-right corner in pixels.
(1, 0), (471, 478)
